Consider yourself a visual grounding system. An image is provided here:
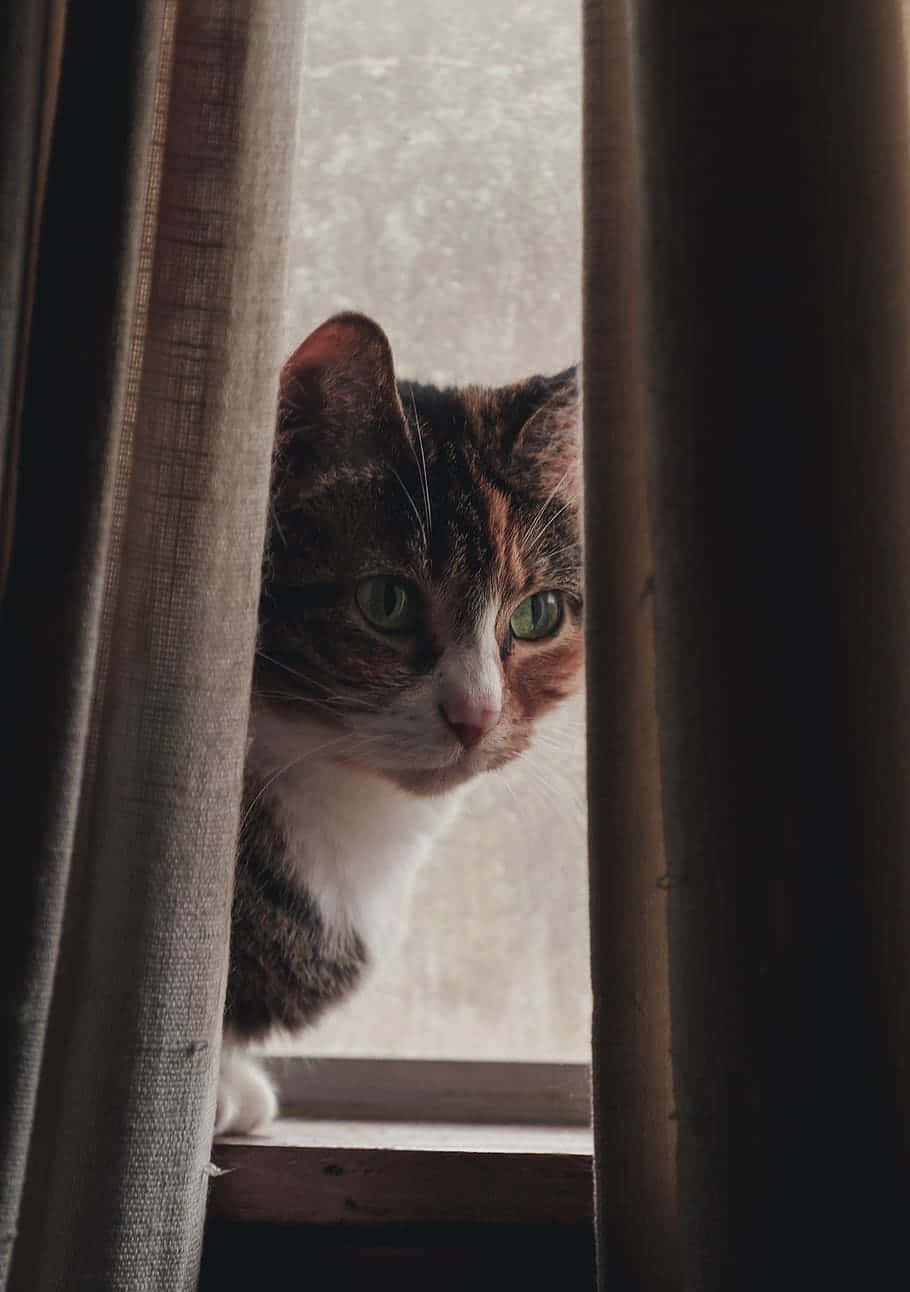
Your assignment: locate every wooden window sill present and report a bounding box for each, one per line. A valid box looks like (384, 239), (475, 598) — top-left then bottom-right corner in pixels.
(209, 1118), (594, 1227)
(258, 1057), (592, 1125)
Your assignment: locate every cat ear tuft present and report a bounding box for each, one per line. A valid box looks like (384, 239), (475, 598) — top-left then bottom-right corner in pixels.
(278, 312), (403, 444)
(507, 366), (580, 496)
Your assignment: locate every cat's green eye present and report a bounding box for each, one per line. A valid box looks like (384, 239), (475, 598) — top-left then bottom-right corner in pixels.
(510, 590), (563, 641)
(356, 576), (419, 633)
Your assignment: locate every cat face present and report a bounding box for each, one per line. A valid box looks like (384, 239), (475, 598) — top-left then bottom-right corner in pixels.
(256, 313), (583, 796)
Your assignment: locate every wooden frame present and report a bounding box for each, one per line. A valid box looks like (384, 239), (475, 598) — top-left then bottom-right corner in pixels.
(261, 1056), (592, 1125)
(210, 1120), (593, 1227)
(208, 1059), (594, 1227)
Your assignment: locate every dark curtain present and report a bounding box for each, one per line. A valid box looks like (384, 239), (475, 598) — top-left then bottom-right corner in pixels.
(585, 1), (910, 1287)
(0, 3), (304, 1288)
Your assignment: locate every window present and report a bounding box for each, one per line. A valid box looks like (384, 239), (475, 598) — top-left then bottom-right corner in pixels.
(264, 0), (589, 1076)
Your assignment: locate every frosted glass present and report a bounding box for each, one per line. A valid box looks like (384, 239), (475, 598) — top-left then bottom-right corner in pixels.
(275, 0), (588, 1061)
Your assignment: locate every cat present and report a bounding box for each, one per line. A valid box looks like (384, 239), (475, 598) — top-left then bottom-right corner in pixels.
(215, 312), (583, 1134)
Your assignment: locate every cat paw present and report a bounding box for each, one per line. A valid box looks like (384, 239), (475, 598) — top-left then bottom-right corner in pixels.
(214, 1051), (278, 1135)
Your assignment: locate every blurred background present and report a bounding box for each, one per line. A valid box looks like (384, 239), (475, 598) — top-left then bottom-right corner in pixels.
(275, 0), (588, 1061)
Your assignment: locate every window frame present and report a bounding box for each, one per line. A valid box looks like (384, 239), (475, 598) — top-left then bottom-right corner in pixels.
(208, 1058), (593, 1227)
(262, 1056), (591, 1125)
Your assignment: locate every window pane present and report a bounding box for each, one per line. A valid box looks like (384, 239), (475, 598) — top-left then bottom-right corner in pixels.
(272, 0), (587, 1062)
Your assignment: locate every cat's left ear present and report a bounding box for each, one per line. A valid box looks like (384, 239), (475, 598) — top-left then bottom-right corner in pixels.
(506, 366), (580, 496)
(276, 312), (407, 467)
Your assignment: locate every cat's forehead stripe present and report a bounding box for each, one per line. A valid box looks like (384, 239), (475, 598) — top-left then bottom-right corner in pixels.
(268, 374), (580, 617)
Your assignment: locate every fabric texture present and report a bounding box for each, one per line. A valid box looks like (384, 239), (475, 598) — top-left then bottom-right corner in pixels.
(582, 2), (678, 1288)
(585, 1), (910, 1288)
(0, 3), (304, 1288)
(0, 1), (67, 642)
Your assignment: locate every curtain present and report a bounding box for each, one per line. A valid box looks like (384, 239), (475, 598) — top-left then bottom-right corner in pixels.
(0, 2), (304, 1288)
(585, 2), (910, 1288)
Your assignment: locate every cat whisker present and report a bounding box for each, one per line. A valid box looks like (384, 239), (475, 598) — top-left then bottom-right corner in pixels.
(531, 734), (585, 759)
(270, 501), (288, 550)
(533, 716), (587, 738)
(532, 752), (585, 773)
(256, 685), (380, 713)
(239, 736), (353, 838)
(389, 467), (427, 546)
(538, 541), (582, 565)
(252, 688), (345, 706)
(239, 732), (387, 845)
(528, 743), (586, 781)
(508, 749), (574, 788)
(524, 498), (573, 557)
(408, 385), (433, 537)
(522, 467), (571, 550)
(505, 750), (585, 822)
(498, 773), (522, 813)
(542, 723), (586, 744)
(255, 650), (378, 709)
(251, 689), (364, 721)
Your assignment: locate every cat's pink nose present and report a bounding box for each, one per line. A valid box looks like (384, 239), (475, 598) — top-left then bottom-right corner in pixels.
(441, 702), (501, 749)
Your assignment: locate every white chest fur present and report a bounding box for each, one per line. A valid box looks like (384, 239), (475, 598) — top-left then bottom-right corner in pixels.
(249, 707), (463, 957)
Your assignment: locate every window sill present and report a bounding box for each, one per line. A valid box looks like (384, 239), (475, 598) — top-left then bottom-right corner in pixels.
(209, 1118), (594, 1227)
(258, 1056), (592, 1125)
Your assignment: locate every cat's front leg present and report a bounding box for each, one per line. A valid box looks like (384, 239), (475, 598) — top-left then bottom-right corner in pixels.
(214, 1045), (278, 1135)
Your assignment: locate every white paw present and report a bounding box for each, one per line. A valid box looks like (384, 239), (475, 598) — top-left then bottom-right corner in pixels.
(214, 1051), (278, 1135)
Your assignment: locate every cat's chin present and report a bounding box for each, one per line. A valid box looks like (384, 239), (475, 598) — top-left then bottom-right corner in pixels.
(381, 749), (515, 798)
(383, 767), (471, 797)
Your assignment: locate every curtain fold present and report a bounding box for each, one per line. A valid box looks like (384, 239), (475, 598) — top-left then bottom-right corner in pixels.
(583, 1), (679, 1288)
(1, 6), (168, 1280)
(586, 1), (910, 1288)
(0, 3), (305, 1288)
(0, 1), (66, 597)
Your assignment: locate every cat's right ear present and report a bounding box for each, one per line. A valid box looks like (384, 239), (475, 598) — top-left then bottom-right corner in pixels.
(277, 313), (405, 461)
(505, 366), (580, 498)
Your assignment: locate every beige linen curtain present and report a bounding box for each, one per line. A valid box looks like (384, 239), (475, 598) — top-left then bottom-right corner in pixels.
(586, 1), (910, 1288)
(0, 3), (304, 1288)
